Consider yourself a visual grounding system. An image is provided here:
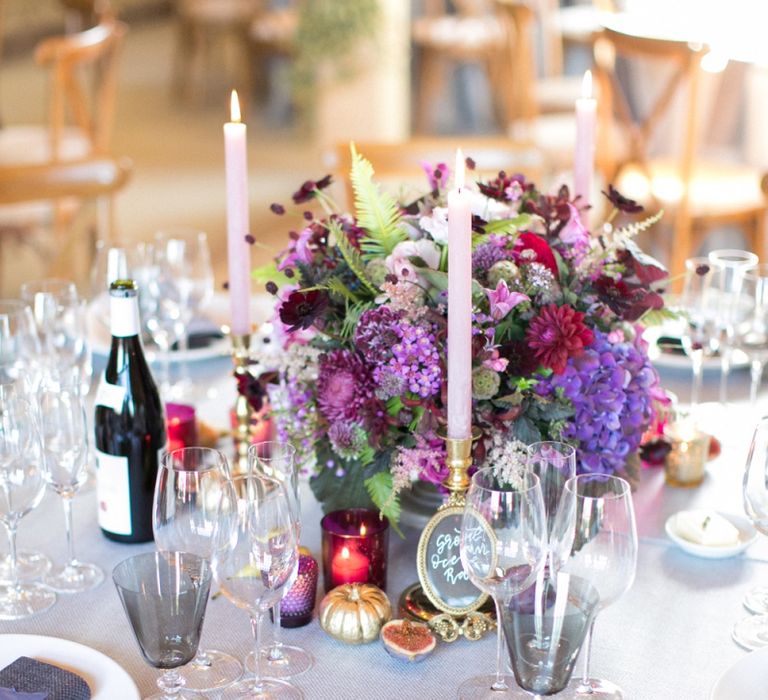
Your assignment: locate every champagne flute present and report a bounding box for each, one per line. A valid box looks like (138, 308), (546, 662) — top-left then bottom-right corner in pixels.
(555, 475), (638, 700)
(679, 258), (719, 416)
(0, 391), (57, 619)
(212, 473), (302, 700)
(526, 442), (577, 540)
(39, 382), (103, 592)
(458, 469), (548, 700)
(153, 447), (243, 691)
(113, 551), (211, 700)
(733, 266), (768, 407)
(246, 441), (313, 678)
(733, 418), (768, 648)
(707, 249), (758, 405)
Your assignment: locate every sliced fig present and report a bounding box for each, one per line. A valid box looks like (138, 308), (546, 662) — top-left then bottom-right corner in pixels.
(381, 619), (436, 662)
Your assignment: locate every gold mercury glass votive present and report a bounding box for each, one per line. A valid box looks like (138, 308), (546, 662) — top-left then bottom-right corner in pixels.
(664, 423), (711, 487)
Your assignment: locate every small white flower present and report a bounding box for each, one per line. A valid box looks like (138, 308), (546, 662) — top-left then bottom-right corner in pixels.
(419, 206), (449, 244)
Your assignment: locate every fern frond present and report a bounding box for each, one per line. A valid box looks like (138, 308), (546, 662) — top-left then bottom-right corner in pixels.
(365, 471), (403, 536)
(349, 143), (407, 259)
(329, 219), (379, 297)
(340, 300), (374, 339)
(325, 276), (362, 303)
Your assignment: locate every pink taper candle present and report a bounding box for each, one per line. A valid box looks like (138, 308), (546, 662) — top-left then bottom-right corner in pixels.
(224, 90), (252, 336)
(447, 149), (473, 439)
(574, 70), (597, 225)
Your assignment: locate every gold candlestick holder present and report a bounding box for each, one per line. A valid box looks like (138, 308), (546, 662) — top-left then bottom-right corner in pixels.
(230, 332), (253, 476)
(403, 426), (494, 642)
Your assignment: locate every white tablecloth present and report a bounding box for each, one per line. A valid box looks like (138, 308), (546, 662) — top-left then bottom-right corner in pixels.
(1, 355), (765, 699)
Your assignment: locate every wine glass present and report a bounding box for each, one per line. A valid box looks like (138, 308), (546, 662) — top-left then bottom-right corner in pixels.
(554, 474), (638, 700)
(0, 390), (57, 619)
(526, 442), (577, 540)
(733, 418), (768, 648)
(0, 300), (44, 390)
(39, 382), (103, 592)
(113, 551), (212, 700)
(153, 447), (243, 692)
(708, 249), (758, 404)
(246, 441), (312, 678)
(679, 258), (719, 416)
(212, 473), (302, 700)
(733, 266), (768, 407)
(458, 469), (548, 700)
(90, 242), (128, 299)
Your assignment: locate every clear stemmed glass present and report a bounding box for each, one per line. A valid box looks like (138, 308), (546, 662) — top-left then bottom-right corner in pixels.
(212, 473), (303, 700)
(733, 418), (768, 647)
(0, 391), (57, 619)
(246, 441), (313, 679)
(458, 469), (548, 700)
(153, 447), (243, 692)
(708, 249), (758, 405)
(555, 475), (638, 700)
(733, 266), (768, 407)
(113, 551), (212, 700)
(39, 383), (103, 592)
(679, 258), (719, 416)
(0, 299), (44, 390)
(526, 442), (577, 539)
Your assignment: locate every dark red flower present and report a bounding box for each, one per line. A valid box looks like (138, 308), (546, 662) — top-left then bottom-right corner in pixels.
(500, 339), (540, 377)
(640, 438), (671, 466)
(270, 203), (285, 215)
(478, 171), (529, 201)
(278, 289), (329, 333)
(513, 232), (559, 279)
(521, 186), (572, 237)
(602, 185), (643, 214)
(594, 276), (664, 322)
(235, 372), (267, 412)
(292, 174), (333, 204)
(525, 304), (594, 374)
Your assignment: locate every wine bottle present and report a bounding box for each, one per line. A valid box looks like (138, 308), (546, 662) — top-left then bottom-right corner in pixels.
(94, 280), (166, 543)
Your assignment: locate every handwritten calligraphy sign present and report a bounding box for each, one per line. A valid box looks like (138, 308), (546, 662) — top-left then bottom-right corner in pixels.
(417, 505), (493, 616)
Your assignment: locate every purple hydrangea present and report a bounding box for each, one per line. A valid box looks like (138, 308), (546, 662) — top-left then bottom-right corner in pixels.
(472, 235), (510, 278)
(374, 322), (442, 399)
(536, 329), (659, 475)
(355, 306), (402, 364)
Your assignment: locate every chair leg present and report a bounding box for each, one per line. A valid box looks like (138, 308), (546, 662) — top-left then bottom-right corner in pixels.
(414, 49), (446, 134)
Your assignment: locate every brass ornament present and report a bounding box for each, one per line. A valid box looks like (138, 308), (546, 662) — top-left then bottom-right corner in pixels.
(319, 583), (392, 645)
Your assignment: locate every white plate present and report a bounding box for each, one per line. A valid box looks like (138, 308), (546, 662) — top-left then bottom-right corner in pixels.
(0, 633), (140, 700)
(665, 511), (757, 559)
(89, 292), (275, 362)
(710, 645), (768, 699)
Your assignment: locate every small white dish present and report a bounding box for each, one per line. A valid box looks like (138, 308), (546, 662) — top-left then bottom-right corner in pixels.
(710, 645), (768, 699)
(0, 633), (140, 699)
(665, 511), (757, 559)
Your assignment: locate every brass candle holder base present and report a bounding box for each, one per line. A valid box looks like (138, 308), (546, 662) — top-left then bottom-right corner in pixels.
(230, 332), (253, 476)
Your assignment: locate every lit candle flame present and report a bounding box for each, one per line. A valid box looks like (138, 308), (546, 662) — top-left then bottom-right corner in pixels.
(230, 90), (241, 123)
(581, 70), (592, 100)
(360, 523), (367, 536)
(455, 148), (465, 190)
(341, 546), (350, 560)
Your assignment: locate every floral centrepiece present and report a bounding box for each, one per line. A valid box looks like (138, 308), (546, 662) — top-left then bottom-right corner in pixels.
(246, 146), (668, 528)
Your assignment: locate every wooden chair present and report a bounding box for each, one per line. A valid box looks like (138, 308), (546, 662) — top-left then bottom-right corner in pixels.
(412, 0), (508, 133)
(332, 137), (544, 209)
(0, 18), (129, 278)
(594, 23), (768, 279)
(249, 1), (298, 105)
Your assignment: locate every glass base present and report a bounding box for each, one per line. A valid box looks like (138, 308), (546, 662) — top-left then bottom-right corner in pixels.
(45, 562), (104, 593)
(181, 649), (243, 691)
(146, 691), (206, 700)
(220, 677), (303, 699)
(560, 677), (623, 699)
(0, 550), (51, 582)
(743, 586), (768, 615)
(0, 582), (56, 620)
(457, 674), (526, 699)
(733, 614), (768, 650)
(244, 645), (314, 679)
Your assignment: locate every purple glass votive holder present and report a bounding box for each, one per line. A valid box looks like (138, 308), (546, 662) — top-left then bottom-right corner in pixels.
(321, 509), (389, 593)
(280, 550), (318, 628)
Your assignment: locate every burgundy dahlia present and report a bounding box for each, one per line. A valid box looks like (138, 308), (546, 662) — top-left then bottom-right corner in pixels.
(525, 304), (594, 374)
(317, 349), (374, 423)
(278, 289), (329, 333)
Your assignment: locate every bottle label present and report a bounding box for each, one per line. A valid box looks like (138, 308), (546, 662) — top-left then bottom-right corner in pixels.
(110, 294), (141, 338)
(96, 449), (132, 536)
(94, 379), (126, 413)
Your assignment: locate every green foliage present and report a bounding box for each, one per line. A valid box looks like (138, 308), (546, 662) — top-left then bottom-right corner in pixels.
(350, 144), (407, 259)
(641, 306), (682, 326)
(386, 396), (404, 417)
(340, 300), (374, 339)
(251, 262), (291, 289)
(480, 213), (532, 237)
(329, 219), (379, 297)
(512, 415), (541, 444)
(365, 471), (403, 537)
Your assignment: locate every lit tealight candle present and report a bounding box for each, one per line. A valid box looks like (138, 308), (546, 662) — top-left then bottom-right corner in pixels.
(331, 545), (369, 586)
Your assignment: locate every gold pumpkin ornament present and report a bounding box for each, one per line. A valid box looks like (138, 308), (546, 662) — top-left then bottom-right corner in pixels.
(319, 583), (392, 644)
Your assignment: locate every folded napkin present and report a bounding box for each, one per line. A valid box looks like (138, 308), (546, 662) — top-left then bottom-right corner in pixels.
(0, 656), (91, 700)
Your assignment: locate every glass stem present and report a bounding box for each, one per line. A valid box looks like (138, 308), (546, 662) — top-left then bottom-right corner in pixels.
(751, 360), (764, 408)
(250, 610), (266, 691)
(156, 669), (185, 699)
(720, 348), (731, 405)
(62, 494), (77, 567)
(491, 597), (508, 692)
(6, 524), (18, 591)
(579, 619), (596, 693)
(690, 350), (704, 412)
(269, 601), (286, 660)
